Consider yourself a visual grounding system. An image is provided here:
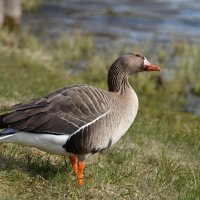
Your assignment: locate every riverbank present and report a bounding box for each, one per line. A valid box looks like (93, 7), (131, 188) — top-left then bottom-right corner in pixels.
(0, 30), (200, 199)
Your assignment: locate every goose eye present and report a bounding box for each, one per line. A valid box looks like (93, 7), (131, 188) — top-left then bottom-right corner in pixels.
(135, 54), (140, 57)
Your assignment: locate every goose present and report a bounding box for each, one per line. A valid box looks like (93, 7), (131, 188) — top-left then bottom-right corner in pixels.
(0, 53), (160, 186)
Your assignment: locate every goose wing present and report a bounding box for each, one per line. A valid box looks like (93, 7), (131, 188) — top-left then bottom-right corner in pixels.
(3, 84), (111, 135)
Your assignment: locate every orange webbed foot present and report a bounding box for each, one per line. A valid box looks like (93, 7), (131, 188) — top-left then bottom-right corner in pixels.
(69, 155), (85, 187)
(77, 161), (85, 187)
(69, 155), (78, 173)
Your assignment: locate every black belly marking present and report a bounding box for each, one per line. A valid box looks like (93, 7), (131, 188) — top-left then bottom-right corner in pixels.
(91, 148), (101, 154)
(107, 139), (112, 148)
(64, 126), (92, 154)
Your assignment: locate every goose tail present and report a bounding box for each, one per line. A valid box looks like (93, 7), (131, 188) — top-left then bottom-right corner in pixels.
(0, 128), (16, 141)
(0, 114), (16, 141)
(0, 113), (7, 129)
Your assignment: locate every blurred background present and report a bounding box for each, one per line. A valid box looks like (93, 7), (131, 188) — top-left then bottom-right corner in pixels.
(0, 0), (200, 199)
(23, 0), (200, 44)
(1, 0), (200, 114)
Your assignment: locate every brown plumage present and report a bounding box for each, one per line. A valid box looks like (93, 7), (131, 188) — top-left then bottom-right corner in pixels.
(0, 53), (160, 186)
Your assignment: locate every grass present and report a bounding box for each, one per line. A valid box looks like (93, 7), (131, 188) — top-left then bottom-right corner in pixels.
(21, 0), (44, 12)
(0, 29), (200, 199)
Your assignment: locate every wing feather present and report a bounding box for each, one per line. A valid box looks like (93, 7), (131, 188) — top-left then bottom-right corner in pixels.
(3, 84), (111, 135)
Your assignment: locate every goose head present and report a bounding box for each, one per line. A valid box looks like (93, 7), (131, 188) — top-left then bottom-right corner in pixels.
(114, 53), (160, 75)
(108, 53), (160, 92)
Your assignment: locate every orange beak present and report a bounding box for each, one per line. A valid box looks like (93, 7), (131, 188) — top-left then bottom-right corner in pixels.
(144, 58), (160, 71)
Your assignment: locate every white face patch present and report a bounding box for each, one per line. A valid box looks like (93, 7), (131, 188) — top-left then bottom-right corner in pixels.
(143, 57), (160, 71)
(144, 57), (152, 66)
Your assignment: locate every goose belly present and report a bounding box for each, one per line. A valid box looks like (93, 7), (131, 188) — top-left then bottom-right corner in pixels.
(0, 132), (69, 155)
(110, 90), (139, 146)
(110, 115), (136, 146)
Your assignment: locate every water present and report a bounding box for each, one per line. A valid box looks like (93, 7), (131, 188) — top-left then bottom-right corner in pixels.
(23, 0), (200, 45)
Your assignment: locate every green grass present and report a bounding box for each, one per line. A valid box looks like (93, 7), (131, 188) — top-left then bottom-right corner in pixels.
(21, 0), (44, 12)
(0, 30), (200, 199)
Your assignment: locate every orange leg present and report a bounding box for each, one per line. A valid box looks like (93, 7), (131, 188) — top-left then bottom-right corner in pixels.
(69, 155), (78, 173)
(77, 161), (85, 187)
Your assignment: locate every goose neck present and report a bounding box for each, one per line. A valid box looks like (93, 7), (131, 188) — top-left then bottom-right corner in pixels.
(107, 66), (130, 93)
